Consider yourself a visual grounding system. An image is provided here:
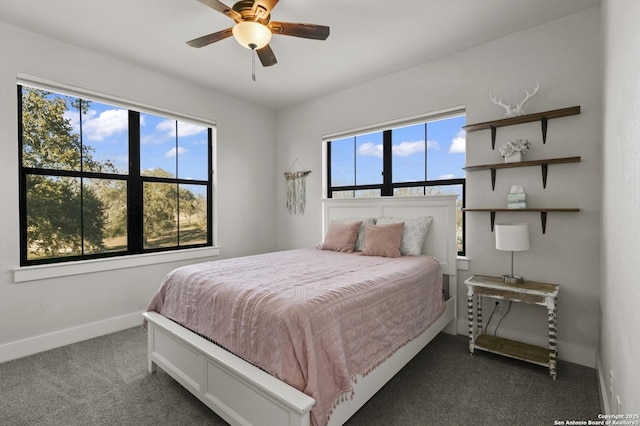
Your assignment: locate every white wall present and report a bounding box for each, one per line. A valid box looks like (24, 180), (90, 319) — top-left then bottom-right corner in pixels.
(0, 22), (277, 360)
(600, 0), (640, 414)
(276, 8), (602, 367)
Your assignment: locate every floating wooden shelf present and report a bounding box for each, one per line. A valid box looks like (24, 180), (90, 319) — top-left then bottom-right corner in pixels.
(463, 156), (581, 190)
(463, 208), (580, 233)
(463, 106), (581, 149)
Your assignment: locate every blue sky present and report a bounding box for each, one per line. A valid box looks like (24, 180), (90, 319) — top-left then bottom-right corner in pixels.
(60, 92), (463, 194)
(62, 97), (209, 181)
(331, 114), (466, 187)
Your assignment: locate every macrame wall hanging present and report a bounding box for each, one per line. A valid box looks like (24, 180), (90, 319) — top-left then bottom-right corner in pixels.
(285, 159), (311, 215)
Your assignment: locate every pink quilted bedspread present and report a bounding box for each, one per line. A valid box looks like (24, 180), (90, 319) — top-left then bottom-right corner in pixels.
(146, 248), (444, 426)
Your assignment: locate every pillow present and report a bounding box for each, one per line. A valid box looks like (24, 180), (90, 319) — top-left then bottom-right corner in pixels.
(376, 216), (433, 255)
(331, 217), (376, 251)
(321, 221), (362, 253)
(361, 222), (405, 258)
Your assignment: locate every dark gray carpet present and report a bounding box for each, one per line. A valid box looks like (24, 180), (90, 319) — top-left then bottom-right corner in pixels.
(0, 326), (601, 425)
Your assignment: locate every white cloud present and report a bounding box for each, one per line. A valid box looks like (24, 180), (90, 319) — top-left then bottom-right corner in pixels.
(358, 142), (384, 157)
(448, 130), (466, 154)
(178, 122), (207, 137)
(358, 139), (440, 158)
(82, 108), (129, 142)
(156, 120), (175, 135)
(157, 120), (207, 138)
(164, 146), (187, 158)
(393, 141), (425, 157)
(439, 173), (456, 180)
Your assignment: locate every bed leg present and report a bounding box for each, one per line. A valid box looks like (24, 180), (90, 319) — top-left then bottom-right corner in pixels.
(148, 359), (157, 374)
(146, 321), (157, 374)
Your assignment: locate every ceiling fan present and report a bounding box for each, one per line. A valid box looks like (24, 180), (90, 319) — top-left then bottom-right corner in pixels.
(187, 0), (330, 67)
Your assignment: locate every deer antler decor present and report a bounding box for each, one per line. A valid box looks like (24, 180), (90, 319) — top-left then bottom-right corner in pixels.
(490, 81), (540, 118)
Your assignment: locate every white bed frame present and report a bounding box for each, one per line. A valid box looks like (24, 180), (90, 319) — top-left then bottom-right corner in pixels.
(143, 195), (458, 426)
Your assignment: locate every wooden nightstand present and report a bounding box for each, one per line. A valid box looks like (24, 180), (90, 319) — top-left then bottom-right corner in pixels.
(464, 274), (559, 379)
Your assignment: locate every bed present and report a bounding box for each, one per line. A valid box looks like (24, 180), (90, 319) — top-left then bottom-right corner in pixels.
(143, 195), (458, 426)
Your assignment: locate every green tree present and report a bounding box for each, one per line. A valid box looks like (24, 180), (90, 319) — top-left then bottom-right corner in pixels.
(22, 87), (208, 258)
(142, 169), (208, 247)
(90, 178), (128, 241)
(143, 169), (178, 245)
(21, 88), (109, 258)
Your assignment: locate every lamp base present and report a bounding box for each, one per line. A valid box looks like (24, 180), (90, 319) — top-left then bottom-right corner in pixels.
(502, 274), (524, 284)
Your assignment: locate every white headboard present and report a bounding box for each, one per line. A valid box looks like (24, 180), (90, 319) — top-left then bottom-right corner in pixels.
(322, 195), (458, 277)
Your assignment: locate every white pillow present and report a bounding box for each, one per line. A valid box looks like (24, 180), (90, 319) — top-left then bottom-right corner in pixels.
(331, 217), (376, 251)
(376, 216), (433, 255)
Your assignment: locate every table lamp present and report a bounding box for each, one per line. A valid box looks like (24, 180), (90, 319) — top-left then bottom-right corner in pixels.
(495, 223), (530, 284)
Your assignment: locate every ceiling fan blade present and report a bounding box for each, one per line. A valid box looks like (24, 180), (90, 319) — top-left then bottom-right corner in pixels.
(257, 44), (277, 67)
(269, 22), (330, 40)
(187, 28), (233, 48)
(196, 0), (241, 20)
(252, 0), (279, 18)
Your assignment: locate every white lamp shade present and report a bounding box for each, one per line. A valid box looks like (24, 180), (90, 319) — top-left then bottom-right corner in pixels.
(232, 21), (272, 49)
(495, 223), (530, 251)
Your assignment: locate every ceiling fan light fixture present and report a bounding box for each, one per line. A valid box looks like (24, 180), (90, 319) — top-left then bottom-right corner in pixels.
(232, 21), (272, 49)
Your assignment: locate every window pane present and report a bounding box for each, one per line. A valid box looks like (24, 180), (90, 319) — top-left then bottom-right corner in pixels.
(79, 100), (128, 174)
(330, 137), (355, 186)
(143, 182), (178, 249)
(331, 190), (355, 198)
(19, 84), (215, 266)
(84, 178), (128, 254)
(426, 115), (466, 181)
(26, 175), (82, 260)
(355, 131), (383, 185)
(393, 187), (426, 196)
(392, 123), (426, 183)
(140, 113), (177, 178)
(354, 189), (381, 198)
(21, 88), (81, 171)
(178, 184), (208, 245)
(177, 122), (209, 181)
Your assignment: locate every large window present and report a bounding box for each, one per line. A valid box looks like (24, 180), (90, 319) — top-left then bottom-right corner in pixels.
(326, 112), (466, 254)
(18, 84), (214, 266)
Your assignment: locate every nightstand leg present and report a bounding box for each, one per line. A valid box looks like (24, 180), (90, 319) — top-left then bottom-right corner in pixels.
(548, 299), (558, 379)
(467, 287), (475, 355)
(477, 295), (483, 334)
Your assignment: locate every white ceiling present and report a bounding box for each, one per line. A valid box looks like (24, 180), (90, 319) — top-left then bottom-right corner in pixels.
(0, 0), (599, 110)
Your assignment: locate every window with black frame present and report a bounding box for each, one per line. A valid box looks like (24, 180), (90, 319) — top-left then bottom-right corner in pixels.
(326, 112), (466, 254)
(18, 84), (214, 266)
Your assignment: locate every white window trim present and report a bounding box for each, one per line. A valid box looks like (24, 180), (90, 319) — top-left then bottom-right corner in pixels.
(17, 74), (219, 273)
(18, 74), (216, 127)
(321, 105), (465, 142)
(321, 106), (466, 199)
(13, 246), (221, 283)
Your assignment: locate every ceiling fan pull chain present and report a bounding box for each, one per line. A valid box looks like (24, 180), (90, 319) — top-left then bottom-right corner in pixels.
(249, 43), (257, 81)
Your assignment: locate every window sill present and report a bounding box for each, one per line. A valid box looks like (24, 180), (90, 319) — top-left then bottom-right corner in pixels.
(13, 246), (221, 283)
(457, 256), (470, 271)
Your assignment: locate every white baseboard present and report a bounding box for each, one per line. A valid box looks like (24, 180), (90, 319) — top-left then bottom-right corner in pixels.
(0, 311), (143, 363)
(456, 318), (596, 368)
(596, 354), (610, 414)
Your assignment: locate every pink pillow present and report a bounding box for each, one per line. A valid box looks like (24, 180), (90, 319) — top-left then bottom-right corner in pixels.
(321, 221), (362, 253)
(361, 222), (405, 258)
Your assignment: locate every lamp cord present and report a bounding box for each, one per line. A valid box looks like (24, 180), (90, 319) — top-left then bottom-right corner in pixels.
(493, 301), (512, 336)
